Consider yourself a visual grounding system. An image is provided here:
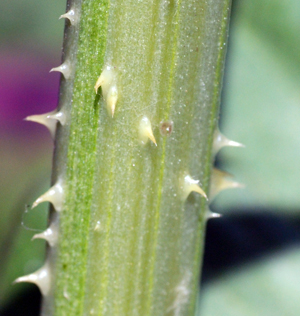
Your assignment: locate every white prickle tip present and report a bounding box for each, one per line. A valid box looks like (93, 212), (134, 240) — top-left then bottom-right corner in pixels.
(14, 261), (51, 296)
(180, 174), (207, 201)
(107, 85), (118, 117)
(32, 181), (64, 212)
(205, 208), (222, 220)
(209, 168), (244, 201)
(139, 116), (157, 146)
(24, 110), (65, 139)
(50, 61), (71, 79)
(213, 128), (244, 156)
(59, 9), (77, 25)
(94, 65), (118, 116)
(32, 222), (58, 247)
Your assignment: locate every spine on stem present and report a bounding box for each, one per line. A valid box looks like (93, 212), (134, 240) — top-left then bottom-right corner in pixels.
(15, 0), (243, 315)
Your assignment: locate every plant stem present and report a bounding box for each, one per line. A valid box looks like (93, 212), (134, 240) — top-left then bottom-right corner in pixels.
(43, 0), (231, 315)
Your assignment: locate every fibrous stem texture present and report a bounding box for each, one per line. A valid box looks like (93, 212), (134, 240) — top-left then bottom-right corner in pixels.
(32, 0), (232, 315)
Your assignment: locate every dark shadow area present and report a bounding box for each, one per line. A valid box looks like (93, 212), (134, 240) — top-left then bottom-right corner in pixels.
(2, 211), (300, 315)
(0, 286), (41, 316)
(202, 210), (300, 284)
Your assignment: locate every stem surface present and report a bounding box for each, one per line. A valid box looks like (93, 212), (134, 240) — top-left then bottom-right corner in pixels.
(43, 0), (231, 315)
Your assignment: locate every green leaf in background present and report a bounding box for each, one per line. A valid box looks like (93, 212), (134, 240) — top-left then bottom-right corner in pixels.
(201, 1), (300, 315)
(0, 139), (50, 307)
(0, 0), (65, 52)
(214, 0), (300, 212)
(199, 247), (300, 316)
(0, 0), (65, 308)
(1, 0), (300, 314)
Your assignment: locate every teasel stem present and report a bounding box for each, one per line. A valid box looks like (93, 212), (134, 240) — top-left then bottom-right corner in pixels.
(19, 0), (233, 315)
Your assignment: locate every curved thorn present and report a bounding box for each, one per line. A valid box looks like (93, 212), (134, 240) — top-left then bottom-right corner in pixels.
(24, 110), (65, 139)
(32, 222), (58, 247)
(94, 65), (115, 94)
(13, 261), (51, 296)
(50, 61), (71, 79)
(180, 174), (207, 201)
(209, 168), (244, 201)
(32, 180), (64, 212)
(213, 128), (245, 156)
(139, 116), (157, 146)
(94, 73), (105, 93)
(25, 112), (57, 139)
(205, 208), (222, 220)
(59, 9), (77, 25)
(94, 65), (118, 116)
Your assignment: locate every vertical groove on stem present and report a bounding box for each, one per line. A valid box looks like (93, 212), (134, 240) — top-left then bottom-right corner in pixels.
(41, 0), (232, 315)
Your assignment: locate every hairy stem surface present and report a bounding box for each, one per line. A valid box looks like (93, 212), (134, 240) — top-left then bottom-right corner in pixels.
(43, 0), (231, 315)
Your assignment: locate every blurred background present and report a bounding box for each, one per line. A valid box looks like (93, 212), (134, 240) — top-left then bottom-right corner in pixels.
(0, 0), (300, 315)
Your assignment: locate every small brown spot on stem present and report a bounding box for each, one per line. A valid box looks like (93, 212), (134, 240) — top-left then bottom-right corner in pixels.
(159, 121), (174, 137)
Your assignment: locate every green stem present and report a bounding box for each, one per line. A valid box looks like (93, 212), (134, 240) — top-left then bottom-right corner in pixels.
(43, 0), (231, 315)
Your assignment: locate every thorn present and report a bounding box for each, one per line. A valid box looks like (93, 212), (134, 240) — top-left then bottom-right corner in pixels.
(48, 111), (66, 125)
(94, 220), (101, 232)
(213, 128), (244, 156)
(63, 288), (70, 300)
(94, 65), (115, 94)
(94, 65), (118, 116)
(209, 168), (244, 201)
(32, 221), (58, 247)
(180, 174), (208, 201)
(139, 116), (157, 146)
(94, 73), (105, 93)
(25, 113), (56, 139)
(24, 110), (65, 139)
(50, 61), (71, 79)
(13, 262), (51, 296)
(107, 85), (118, 117)
(32, 181), (64, 212)
(205, 208), (222, 220)
(59, 9), (77, 25)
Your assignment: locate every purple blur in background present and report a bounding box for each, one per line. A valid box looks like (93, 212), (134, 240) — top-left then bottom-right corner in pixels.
(0, 51), (60, 140)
